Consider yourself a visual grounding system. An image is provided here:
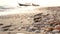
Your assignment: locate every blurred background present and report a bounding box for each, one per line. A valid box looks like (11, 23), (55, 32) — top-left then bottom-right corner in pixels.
(0, 0), (60, 7)
(0, 0), (60, 16)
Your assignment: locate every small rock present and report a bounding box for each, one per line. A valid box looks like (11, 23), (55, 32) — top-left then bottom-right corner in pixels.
(3, 28), (9, 31)
(46, 32), (53, 34)
(41, 27), (53, 31)
(40, 30), (45, 32)
(0, 23), (3, 25)
(18, 26), (24, 31)
(27, 28), (35, 32)
(55, 33), (60, 34)
(34, 13), (42, 22)
(27, 26), (37, 32)
(21, 26), (25, 29)
(35, 30), (40, 33)
(17, 33), (25, 34)
(52, 30), (60, 33)
(2, 25), (12, 28)
(54, 25), (60, 30)
(9, 28), (14, 31)
(18, 27), (21, 30)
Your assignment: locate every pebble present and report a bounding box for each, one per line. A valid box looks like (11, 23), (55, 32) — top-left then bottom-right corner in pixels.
(18, 27), (21, 30)
(34, 13), (42, 22)
(46, 32), (53, 34)
(9, 28), (14, 31)
(41, 27), (53, 31)
(2, 28), (9, 31)
(0, 23), (3, 26)
(17, 33), (25, 34)
(2, 25), (12, 28)
(55, 33), (60, 34)
(52, 30), (60, 33)
(40, 30), (45, 32)
(34, 30), (40, 33)
(27, 26), (37, 32)
(54, 25), (60, 30)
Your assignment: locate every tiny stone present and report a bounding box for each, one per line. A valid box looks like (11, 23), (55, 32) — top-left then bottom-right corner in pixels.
(2, 25), (12, 28)
(3, 28), (9, 31)
(41, 27), (53, 31)
(46, 32), (53, 34)
(27, 26), (36, 32)
(40, 30), (45, 33)
(54, 25), (60, 30)
(18, 27), (21, 30)
(35, 30), (40, 33)
(55, 33), (60, 34)
(52, 30), (60, 33)
(9, 28), (14, 31)
(17, 33), (24, 34)
(0, 23), (3, 25)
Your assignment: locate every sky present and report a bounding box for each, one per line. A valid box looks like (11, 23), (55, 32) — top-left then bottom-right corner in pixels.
(0, 0), (60, 7)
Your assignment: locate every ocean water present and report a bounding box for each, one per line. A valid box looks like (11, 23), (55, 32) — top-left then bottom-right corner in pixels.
(0, 6), (39, 16)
